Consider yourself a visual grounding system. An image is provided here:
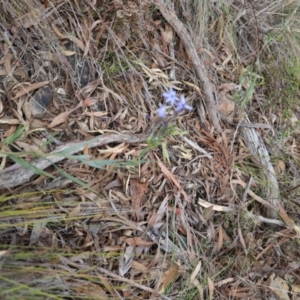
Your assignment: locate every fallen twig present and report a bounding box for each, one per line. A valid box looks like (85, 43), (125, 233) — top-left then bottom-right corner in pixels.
(240, 115), (281, 218)
(197, 197), (285, 227)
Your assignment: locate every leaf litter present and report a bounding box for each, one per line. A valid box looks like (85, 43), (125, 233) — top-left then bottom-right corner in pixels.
(0, 0), (300, 299)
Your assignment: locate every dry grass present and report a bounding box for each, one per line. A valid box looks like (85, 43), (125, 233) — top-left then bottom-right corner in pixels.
(1, 0), (300, 299)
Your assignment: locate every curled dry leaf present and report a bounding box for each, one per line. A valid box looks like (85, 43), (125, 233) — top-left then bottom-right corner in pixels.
(68, 203), (81, 218)
(125, 237), (154, 246)
(183, 81), (201, 93)
(198, 198), (232, 212)
(83, 97), (98, 107)
(0, 118), (21, 125)
(208, 277), (214, 300)
(216, 101), (235, 117)
(63, 50), (76, 56)
(190, 260), (201, 284)
(0, 97), (3, 115)
(48, 111), (69, 128)
(3, 125), (17, 138)
(274, 160), (285, 175)
(158, 263), (179, 294)
(52, 24), (85, 51)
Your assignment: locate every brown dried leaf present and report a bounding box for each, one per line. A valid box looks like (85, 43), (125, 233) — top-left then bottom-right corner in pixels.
(83, 97), (98, 107)
(183, 81), (201, 93)
(190, 260), (201, 284)
(68, 203), (81, 218)
(3, 125), (17, 138)
(207, 277), (214, 300)
(158, 263), (179, 293)
(52, 24), (85, 51)
(216, 101), (235, 117)
(12, 81), (50, 100)
(279, 204), (295, 228)
(63, 50), (76, 57)
(125, 237), (154, 247)
(131, 261), (149, 272)
(0, 118), (21, 125)
(217, 226), (224, 252)
(238, 224), (246, 252)
(48, 111), (69, 128)
(130, 179), (148, 221)
(274, 160), (285, 175)
(0, 98), (3, 115)
(51, 23), (65, 37)
(292, 284), (300, 294)
(198, 198), (232, 212)
(84, 111), (107, 117)
(157, 161), (190, 203)
(4, 53), (13, 74)
(22, 100), (32, 120)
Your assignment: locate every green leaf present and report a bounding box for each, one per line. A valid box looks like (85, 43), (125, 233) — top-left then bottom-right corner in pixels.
(3, 125), (25, 146)
(161, 141), (170, 164)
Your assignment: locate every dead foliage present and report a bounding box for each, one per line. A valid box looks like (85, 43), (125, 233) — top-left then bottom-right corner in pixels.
(0, 0), (300, 299)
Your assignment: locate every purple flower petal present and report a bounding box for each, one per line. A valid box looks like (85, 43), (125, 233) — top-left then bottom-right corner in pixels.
(162, 87), (178, 106)
(175, 95), (193, 112)
(157, 105), (167, 118)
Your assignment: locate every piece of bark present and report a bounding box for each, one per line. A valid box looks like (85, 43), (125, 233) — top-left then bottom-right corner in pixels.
(240, 116), (281, 218)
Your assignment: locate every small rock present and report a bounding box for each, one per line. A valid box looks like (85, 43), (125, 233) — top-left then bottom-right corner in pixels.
(28, 85), (53, 115)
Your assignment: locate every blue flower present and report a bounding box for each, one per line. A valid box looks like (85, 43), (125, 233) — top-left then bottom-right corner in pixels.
(162, 87), (179, 106)
(175, 95), (193, 113)
(157, 105), (167, 118)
